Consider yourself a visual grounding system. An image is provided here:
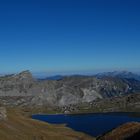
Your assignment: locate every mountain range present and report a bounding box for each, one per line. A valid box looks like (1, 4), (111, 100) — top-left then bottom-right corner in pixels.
(0, 70), (140, 112)
(42, 71), (140, 81)
(95, 71), (140, 81)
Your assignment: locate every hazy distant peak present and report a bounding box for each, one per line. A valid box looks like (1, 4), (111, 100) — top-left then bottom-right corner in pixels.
(18, 70), (32, 76)
(96, 71), (140, 81)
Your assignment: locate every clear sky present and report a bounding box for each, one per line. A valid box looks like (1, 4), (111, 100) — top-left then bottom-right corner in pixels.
(0, 0), (140, 75)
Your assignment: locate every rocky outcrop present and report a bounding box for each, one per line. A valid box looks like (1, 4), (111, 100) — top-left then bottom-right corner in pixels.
(0, 107), (7, 120)
(0, 70), (41, 96)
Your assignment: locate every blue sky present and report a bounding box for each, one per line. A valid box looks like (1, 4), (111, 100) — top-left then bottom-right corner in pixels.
(0, 0), (140, 75)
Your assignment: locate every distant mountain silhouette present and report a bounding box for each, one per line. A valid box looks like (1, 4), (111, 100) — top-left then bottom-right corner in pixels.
(40, 75), (64, 81)
(96, 71), (140, 81)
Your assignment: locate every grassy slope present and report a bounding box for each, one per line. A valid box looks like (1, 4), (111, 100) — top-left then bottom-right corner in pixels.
(0, 108), (95, 140)
(1, 107), (140, 140)
(97, 122), (140, 140)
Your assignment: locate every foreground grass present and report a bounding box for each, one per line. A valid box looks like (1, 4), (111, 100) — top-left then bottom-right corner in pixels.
(97, 122), (140, 140)
(0, 108), (95, 140)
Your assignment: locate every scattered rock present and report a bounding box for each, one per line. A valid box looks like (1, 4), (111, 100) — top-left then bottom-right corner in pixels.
(0, 107), (7, 120)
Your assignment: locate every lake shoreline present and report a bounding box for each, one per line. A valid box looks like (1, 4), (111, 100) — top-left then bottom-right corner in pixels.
(32, 111), (140, 116)
(32, 111), (140, 137)
(0, 107), (95, 140)
(0, 107), (140, 139)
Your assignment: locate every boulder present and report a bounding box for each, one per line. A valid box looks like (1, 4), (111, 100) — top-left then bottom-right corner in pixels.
(0, 107), (7, 120)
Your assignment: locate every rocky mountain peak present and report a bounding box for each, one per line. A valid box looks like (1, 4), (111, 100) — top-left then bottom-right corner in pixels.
(16, 70), (34, 81)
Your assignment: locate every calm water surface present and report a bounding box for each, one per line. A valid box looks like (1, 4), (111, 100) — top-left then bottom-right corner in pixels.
(32, 112), (140, 137)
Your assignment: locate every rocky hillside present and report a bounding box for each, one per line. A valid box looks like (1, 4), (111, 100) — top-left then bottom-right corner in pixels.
(0, 71), (140, 107)
(98, 122), (140, 140)
(0, 70), (41, 96)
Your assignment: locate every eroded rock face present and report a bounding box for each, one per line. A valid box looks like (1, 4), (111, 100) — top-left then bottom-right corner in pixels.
(0, 70), (41, 96)
(40, 76), (138, 106)
(0, 107), (7, 120)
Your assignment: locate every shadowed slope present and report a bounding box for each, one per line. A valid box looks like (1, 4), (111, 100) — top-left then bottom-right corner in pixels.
(98, 122), (140, 140)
